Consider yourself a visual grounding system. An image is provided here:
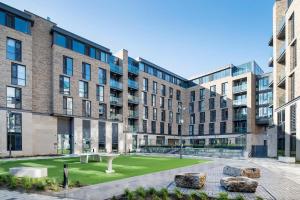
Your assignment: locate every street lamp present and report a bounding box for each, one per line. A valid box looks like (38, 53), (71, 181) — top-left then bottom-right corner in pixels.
(179, 106), (186, 159)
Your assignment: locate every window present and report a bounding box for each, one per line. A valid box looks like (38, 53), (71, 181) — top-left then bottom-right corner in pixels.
(209, 98), (215, 109)
(100, 51), (108, 63)
(7, 38), (21, 61)
(209, 123), (215, 135)
(14, 17), (31, 34)
(199, 124), (204, 135)
(168, 124), (172, 135)
(82, 62), (91, 81)
(200, 112), (205, 123)
(176, 113), (180, 124)
(54, 33), (67, 48)
(11, 63), (26, 86)
(63, 56), (73, 76)
(98, 68), (106, 84)
(82, 100), (91, 117)
(222, 108), (228, 120)
(7, 113), (22, 151)
(160, 122), (164, 134)
(189, 102), (194, 113)
(153, 108), (157, 120)
(290, 73), (295, 100)
(143, 106), (148, 119)
(190, 114), (195, 124)
(99, 103), (106, 119)
(221, 82), (228, 95)
(189, 125), (194, 135)
(143, 120), (147, 133)
(199, 88), (205, 99)
(79, 81), (88, 98)
(199, 100), (205, 112)
(160, 97), (165, 108)
(190, 91), (195, 102)
(142, 92), (147, 105)
(220, 122), (226, 134)
(210, 110), (216, 122)
(153, 81), (157, 94)
(63, 96), (73, 115)
(0, 12), (30, 34)
(151, 94), (156, 107)
(161, 110), (166, 121)
(143, 78), (148, 91)
(169, 111), (173, 122)
(161, 84), (166, 96)
(176, 90), (181, 101)
(210, 85), (216, 97)
(168, 99), (172, 110)
(73, 40), (85, 54)
(291, 42), (297, 70)
(151, 121), (156, 133)
(0, 11), (5, 25)
(291, 104), (296, 133)
(7, 87), (21, 109)
(96, 85), (104, 102)
(289, 13), (295, 42)
(59, 76), (70, 95)
(220, 96), (227, 108)
(169, 87), (173, 98)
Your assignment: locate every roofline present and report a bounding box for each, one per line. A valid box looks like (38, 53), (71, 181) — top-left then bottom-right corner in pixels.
(138, 57), (188, 81)
(188, 64), (233, 81)
(0, 2), (33, 24)
(52, 26), (111, 54)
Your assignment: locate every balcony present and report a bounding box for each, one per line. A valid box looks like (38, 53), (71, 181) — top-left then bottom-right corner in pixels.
(128, 110), (139, 119)
(110, 113), (122, 121)
(277, 17), (286, 40)
(233, 99), (247, 106)
(256, 116), (271, 125)
(234, 127), (247, 134)
(277, 43), (286, 64)
(128, 79), (139, 90)
(233, 84), (247, 94)
(128, 125), (138, 133)
(110, 63), (123, 75)
(128, 64), (139, 75)
(277, 72), (286, 88)
(110, 79), (123, 90)
(128, 94), (139, 104)
(268, 57), (273, 67)
(233, 114), (247, 121)
(110, 96), (122, 106)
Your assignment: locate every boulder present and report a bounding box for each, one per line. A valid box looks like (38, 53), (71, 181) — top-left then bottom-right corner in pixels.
(223, 165), (260, 178)
(175, 173), (206, 189)
(9, 167), (48, 178)
(220, 176), (258, 193)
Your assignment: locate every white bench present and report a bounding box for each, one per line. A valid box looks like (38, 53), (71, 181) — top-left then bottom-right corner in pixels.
(9, 167), (48, 178)
(278, 156), (296, 163)
(80, 153), (102, 163)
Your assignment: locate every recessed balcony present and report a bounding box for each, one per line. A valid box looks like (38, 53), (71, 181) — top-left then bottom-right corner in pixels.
(110, 79), (123, 91)
(277, 43), (286, 64)
(110, 96), (122, 106)
(233, 99), (247, 107)
(110, 63), (123, 75)
(277, 17), (286, 40)
(109, 113), (122, 121)
(277, 73), (286, 88)
(128, 95), (139, 104)
(268, 57), (273, 67)
(128, 64), (139, 75)
(128, 110), (139, 119)
(256, 116), (271, 125)
(128, 125), (138, 132)
(234, 127), (247, 134)
(233, 84), (247, 94)
(233, 114), (247, 121)
(128, 79), (139, 90)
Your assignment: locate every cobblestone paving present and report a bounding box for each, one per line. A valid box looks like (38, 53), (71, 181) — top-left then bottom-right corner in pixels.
(1, 156), (300, 200)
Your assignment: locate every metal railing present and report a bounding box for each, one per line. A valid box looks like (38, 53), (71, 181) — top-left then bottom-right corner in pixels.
(233, 99), (247, 106)
(128, 79), (139, 89)
(110, 113), (122, 121)
(110, 63), (123, 74)
(128, 95), (139, 103)
(110, 79), (123, 90)
(233, 84), (247, 93)
(129, 110), (139, 118)
(110, 96), (122, 105)
(128, 64), (139, 75)
(128, 126), (138, 132)
(234, 114), (247, 121)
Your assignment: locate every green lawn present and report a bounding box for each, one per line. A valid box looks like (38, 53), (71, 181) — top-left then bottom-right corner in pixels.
(0, 156), (206, 185)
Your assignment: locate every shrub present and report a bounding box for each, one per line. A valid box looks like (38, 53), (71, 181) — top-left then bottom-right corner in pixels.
(190, 192), (198, 200)
(256, 197), (264, 200)
(135, 187), (146, 198)
(174, 188), (184, 199)
(124, 188), (134, 200)
(217, 192), (229, 200)
(21, 177), (33, 191)
(34, 179), (47, 191)
(159, 188), (169, 200)
(153, 194), (162, 200)
(45, 178), (59, 191)
(234, 195), (245, 200)
(147, 187), (158, 196)
(198, 191), (209, 200)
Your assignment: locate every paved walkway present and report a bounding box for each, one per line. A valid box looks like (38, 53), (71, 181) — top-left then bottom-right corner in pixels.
(1, 156), (300, 200)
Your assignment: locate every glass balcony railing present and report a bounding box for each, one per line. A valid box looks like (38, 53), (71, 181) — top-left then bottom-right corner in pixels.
(128, 125), (138, 132)
(129, 110), (138, 118)
(110, 79), (123, 90)
(233, 99), (247, 106)
(110, 96), (122, 105)
(278, 42), (286, 59)
(110, 63), (123, 75)
(277, 17), (286, 35)
(233, 84), (247, 93)
(277, 72), (286, 84)
(128, 64), (139, 75)
(110, 113), (122, 121)
(128, 95), (139, 104)
(234, 114), (247, 121)
(234, 127), (247, 134)
(128, 79), (139, 89)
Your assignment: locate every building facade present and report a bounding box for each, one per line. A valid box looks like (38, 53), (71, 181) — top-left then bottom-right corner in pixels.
(0, 2), (272, 157)
(270, 0), (300, 160)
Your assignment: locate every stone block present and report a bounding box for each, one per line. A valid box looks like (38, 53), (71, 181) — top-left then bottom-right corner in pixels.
(223, 165), (260, 178)
(175, 173), (206, 189)
(220, 176), (258, 193)
(9, 167), (48, 178)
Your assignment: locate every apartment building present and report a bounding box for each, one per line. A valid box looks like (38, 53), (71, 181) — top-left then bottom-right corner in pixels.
(0, 2), (272, 157)
(270, 0), (300, 160)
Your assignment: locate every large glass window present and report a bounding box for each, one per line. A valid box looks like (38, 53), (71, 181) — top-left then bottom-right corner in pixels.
(100, 51), (108, 63)
(220, 122), (226, 134)
(7, 38), (21, 61)
(82, 100), (91, 117)
(96, 85), (104, 102)
(99, 103), (107, 119)
(199, 124), (204, 135)
(73, 40), (85, 54)
(210, 110), (216, 122)
(200, 112), (205, 123)
(199, 88), (205, 99)
(7, 87), (21, 109)
(176, 90), (181, 101)
(153, 81), (157, 94)
(142, 92), (147, 105)
(63, 96), (73, 115)
(143, 106), (148, 119)
(160, 97), (164, 108)
(143, 78), (148, 91)
(161, 84), (166, 96)
(151, 94), (156, 107)
(54, 33), (67, 48)
(209, 98), (215, 110)
(209, 123), (215, 135)
(15, 17), (31, 34)
(190, 91), (195, 102)
(199, 100), (205, 112)
(0, 11), (5, 25)
(210, 85), (216, 97)
(98, 68), (106, 84)
(59, 76), (70, 95)
(11, 63), (26, 86)
(7, 112), (22, 151)
(63, 56), (73, 76)
(153, 108), (157, 120)
(222, 108), (228, 120)
(220, 96), (227, 108)
(168, 99), (172, 110)
(221, 82), (228, 95)
(79, 81), (88, 98)
(82, 62), (91, 81)
(151, 121), (156, 133)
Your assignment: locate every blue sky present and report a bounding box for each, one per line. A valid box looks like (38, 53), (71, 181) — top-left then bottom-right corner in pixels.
(3, 0), (274, 78)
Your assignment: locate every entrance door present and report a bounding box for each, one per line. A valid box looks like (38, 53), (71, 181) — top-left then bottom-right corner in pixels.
(251, 145), (268, 158)
(57, 118), (73, 154)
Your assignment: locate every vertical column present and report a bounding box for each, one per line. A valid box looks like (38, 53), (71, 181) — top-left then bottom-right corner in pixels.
(73, 118), (83, 154)
(90, 119), (98, 153)
(105, 121), (112, 153)
(285, 106), (291, 156)
(296, 103), (300, 161)
(0, 110), (7, 157)
(118, 122), (124, 153)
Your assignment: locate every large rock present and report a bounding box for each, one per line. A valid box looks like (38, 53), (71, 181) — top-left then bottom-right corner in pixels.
(220, 176), (258, 193)
(9, 167), (48, 178)
(223, 165), (260, 178)
(175, 173), (206, 189)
